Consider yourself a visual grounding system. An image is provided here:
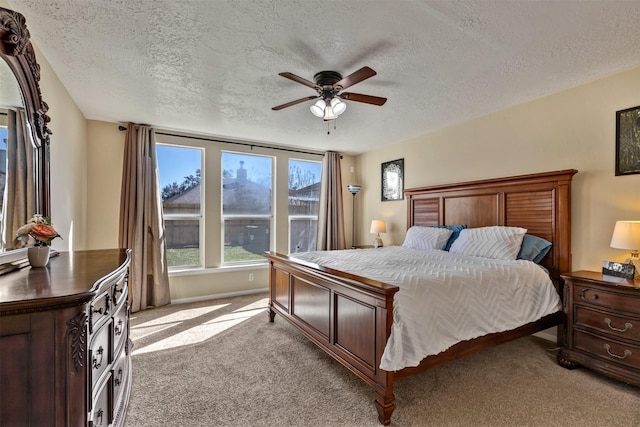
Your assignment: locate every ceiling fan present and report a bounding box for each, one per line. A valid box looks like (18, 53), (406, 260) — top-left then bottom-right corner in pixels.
(272, 66), (387, 121)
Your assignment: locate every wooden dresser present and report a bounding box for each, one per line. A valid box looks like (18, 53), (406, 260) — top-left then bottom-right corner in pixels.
(558, 270), (640, 385)
(0, 249), (132, 427)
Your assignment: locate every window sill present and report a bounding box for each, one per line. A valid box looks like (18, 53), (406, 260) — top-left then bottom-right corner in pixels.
(168, 263), (268, 277)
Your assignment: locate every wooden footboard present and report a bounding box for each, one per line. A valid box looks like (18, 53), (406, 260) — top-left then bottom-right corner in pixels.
(266, 251), (399, 424)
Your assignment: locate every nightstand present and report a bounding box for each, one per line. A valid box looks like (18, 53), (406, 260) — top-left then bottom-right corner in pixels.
(557, 271), (640, 386)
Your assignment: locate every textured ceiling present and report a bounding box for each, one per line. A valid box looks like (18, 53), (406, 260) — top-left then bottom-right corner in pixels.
(8, 0), (640, 154)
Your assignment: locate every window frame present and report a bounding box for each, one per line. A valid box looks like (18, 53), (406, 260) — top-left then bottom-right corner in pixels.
(287, 158), (323, 254)
(220, 151), (275, 265)
(157, 143), (204, 270)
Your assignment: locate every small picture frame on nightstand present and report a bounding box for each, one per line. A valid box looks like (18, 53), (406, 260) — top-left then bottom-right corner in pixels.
(602, 261), (635, 279)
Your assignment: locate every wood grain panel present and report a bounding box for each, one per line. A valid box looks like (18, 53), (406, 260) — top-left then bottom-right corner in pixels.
(411, 198), (439, 226)
(335, 294), (376, 368)
(0, 333), (29, 426)
(444, 194), (499, 227)
(273, 269), (290, 311)
(505, 190), (554, 239)
(292, 277), (331, 339)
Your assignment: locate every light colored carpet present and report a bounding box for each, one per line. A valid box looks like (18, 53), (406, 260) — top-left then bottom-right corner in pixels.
(125, 293), (639, 426)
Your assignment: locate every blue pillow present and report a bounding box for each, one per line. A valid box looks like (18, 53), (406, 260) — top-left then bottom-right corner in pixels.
(517, 234), (552, 263)
(432, 224), (467, 251)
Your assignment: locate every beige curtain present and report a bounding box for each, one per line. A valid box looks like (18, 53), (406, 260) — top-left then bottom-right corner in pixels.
(119, 123), (170, 312)
(316, 151), (346, 250)
(2, 109), (35, 249)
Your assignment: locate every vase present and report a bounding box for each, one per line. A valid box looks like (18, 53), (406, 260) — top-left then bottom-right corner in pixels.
(28, 245), (51, 267)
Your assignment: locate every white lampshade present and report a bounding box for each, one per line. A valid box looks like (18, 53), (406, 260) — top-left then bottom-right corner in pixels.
(347, 184), (361, 194)
(310, 99), (326, 117)
(323, 104), (337, 121)
(330, 97), (346, 115)
(370, 220), (387, 234)
(610, 220), (640, 253)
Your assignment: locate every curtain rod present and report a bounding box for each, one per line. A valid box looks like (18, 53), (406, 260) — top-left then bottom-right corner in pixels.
(118, 125), (325, 157)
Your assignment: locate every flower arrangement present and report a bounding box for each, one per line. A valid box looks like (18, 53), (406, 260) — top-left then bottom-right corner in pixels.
(16, 215), (62, 246)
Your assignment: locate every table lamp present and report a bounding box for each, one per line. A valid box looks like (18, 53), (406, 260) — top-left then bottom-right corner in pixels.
(370, 220), (387, 248)
(610, 220), (640, 278)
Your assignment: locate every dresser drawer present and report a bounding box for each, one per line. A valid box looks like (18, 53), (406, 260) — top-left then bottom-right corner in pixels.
(112, 299), (128, 358)
(575, 306), (640, 342)
(112, 346), (129, 405)
(574, 330), (640, 369)
(89, 371), (112, 427)
(574, 284), (640, 314)
(111, 270), (128, 307)
(89, 319), (112, 392)
(89, 291), (111, 333)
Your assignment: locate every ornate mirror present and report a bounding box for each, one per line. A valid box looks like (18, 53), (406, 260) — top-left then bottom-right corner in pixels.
(0, 7), (51, 265)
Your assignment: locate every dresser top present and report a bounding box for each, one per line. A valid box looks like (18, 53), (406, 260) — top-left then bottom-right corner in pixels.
(562, 270), (640, 290)
(0, 249), (130, 311)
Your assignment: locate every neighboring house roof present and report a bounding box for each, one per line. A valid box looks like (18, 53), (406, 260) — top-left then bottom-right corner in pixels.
(164, 184), (201, 205)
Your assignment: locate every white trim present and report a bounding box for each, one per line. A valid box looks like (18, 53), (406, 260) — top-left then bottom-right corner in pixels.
(169, 263), (268, 277)
(170, 287), (268, 305)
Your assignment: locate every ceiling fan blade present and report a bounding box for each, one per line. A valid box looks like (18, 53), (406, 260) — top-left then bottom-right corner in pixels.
(334, 66), (377, 90)
(272, 96), (318, 111)
(278, 72), (320, 89)
(340, 92), (387, 106)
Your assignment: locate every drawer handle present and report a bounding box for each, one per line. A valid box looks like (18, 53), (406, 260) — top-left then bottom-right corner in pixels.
(604, 318), (633, 333)
(603, 344), (632, 360)
(115, 368), (123, 387)
(114, 286), (124, 300)
(93, 346), (104, 369)
(93, 298), (110, 316)
(96, 408), (104, 426)
(115, 319), (124, 336)
(579, 289), (598, 301)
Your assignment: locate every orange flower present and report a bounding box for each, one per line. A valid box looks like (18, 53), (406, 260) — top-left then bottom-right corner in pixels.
(30, 224), (60, 243)
(15, 215), (62, 246)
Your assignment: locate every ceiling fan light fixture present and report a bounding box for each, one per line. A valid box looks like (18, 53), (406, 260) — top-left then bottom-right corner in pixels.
(323, 104), (337, 121)
(330, 97), (346, 115)
(310, 99), (326, 117)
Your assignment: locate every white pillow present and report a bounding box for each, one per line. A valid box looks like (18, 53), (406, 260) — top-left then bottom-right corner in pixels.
(402, 226), (453, 251)
(448, 226), (527, 260)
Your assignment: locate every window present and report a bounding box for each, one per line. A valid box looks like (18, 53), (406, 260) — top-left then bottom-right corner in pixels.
(288, 159), (322, 253)
(157, 144), (203, 269)
(222, 152), (273, 264)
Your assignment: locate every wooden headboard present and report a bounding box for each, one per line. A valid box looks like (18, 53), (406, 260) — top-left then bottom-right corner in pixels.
(404, 169), (578, 283)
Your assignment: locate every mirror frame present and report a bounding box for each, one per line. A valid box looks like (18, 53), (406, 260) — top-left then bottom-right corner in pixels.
(0, 7), (51, 265)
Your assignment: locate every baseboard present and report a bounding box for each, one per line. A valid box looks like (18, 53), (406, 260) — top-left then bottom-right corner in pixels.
(171, 288), (268, 305)
(533, 328), (557, 343)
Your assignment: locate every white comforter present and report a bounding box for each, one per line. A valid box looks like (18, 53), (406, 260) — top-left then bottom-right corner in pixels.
(291, 246), (561, 371)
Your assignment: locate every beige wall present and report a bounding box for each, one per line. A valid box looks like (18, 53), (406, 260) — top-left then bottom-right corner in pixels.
(86, 120), (125, 249)
(357, 67), (640, 272)
(40, 47), (88, 252)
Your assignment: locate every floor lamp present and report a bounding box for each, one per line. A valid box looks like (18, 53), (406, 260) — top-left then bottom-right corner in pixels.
(347, 184), (361, 248)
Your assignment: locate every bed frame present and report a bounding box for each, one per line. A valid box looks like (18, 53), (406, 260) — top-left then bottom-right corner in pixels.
(266, 169), (577, 425)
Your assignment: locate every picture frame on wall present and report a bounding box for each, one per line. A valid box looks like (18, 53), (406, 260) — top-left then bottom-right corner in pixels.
(381, 158), (404, 201)
(615, 105), (640, 176)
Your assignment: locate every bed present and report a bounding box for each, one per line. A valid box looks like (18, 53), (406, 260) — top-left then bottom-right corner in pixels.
(265, 169), (577, 425)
